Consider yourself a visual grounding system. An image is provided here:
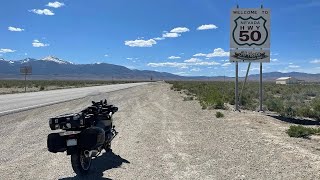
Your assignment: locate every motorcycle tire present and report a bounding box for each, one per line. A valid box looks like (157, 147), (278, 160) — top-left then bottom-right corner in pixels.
(71, 150), (92, 175)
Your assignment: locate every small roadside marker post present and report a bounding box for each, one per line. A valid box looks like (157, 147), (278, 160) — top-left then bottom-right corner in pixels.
(20, 66), (32, 93)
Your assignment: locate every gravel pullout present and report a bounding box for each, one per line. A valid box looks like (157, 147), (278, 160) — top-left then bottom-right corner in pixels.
(0, 82), (319, 179)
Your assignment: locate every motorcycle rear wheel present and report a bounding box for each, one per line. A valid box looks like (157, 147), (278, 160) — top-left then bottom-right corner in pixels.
(71, 150), (92, 175)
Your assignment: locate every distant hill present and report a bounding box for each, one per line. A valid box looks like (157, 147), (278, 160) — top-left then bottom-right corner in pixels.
(0, 56), (319, 82)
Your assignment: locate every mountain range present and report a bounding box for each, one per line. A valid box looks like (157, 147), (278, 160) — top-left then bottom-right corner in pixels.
(0, 56), (319, 82)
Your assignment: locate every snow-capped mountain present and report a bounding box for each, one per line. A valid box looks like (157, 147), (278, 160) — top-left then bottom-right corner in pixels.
(41, 56), (73, 64)
(0, 58), (14, 64)
(0, 56), (181, 80)
(2, 56), (318, 81)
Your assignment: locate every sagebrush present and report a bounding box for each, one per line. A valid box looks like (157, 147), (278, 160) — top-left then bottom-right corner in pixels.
(169, 81), (320, 120)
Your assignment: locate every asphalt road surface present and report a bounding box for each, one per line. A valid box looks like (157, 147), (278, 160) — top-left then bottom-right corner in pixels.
(0, 83), (320, 180)
(0, 82), (149, 116)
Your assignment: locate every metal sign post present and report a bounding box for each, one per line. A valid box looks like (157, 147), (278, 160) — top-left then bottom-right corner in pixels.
(259, 62), (263, 111)
(239, 62), (251, 105)
(20, 66), (32, 93)
(235, 62), (239, 111)
(230, 6), (271, 111)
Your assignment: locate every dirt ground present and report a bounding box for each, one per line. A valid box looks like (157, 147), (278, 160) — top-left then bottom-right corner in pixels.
(0, 82), (320, 180)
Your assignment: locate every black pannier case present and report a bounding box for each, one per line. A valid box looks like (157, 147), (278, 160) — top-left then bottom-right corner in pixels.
(78, 127), (105, 150)
(47, 133), (67, 153)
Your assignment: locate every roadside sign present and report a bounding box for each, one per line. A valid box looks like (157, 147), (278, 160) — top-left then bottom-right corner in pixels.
(20, 66), (32, 93)
(20, 66), (32, 75)
(230, 7), (271, 112)
(230, 49), (270, 62)
(230, 8), (270, 49)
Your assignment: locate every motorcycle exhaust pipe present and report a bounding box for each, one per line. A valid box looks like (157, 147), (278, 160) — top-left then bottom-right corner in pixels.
(84, 150), (99, 158)
(84, 150), (92, 157)
(91, 150), (99, 157)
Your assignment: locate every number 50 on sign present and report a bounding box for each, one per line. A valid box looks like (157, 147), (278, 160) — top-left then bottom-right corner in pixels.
(230, 8), (270, 48)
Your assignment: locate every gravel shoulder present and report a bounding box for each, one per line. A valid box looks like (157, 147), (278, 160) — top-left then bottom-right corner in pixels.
(0, 82), (319, 180)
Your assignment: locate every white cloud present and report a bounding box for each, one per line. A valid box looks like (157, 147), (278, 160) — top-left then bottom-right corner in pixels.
(162, 32), (180, 38)
(0, 48), (16, 53)
(29, 9), (54, 16)
(190, 68), (201, 72)
(288, 65), (300, 68)
(310, 59), (320, 64)
(126, 58), (133, 60)
(194, 61), (220, 66)
(206, 48), (229, 57)
(174, 72), (189, 75)
(271, 58), (278, 62)
(222, 62), (231, 67)
(170, 27), (190, 33)
(197, 24), (218, 30)
(124, 39), (156, 47)
(184, 58), (202, 63)
(153, 37), (165, 41)
(8, 26), (24, 32)
(193, 53), (207, 57)
(168, 56), (181, 59)
(147, 60), (220, 68)
(251, 67), (261, 71)
(104, 54), (109, 57)
(32, 39), (49, 47)
(148, 62), (187, 68)
(192, 48), (229, 58)
(46, 1), (65, 8)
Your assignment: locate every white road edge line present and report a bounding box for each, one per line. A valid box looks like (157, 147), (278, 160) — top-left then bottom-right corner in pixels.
(0, 97), (84, 117)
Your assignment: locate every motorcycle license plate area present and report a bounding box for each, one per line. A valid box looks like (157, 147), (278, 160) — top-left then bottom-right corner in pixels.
(67, 139), (77, 146)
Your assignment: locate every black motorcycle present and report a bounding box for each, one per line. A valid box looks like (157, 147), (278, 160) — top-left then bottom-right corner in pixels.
(47, 99), (118, 175)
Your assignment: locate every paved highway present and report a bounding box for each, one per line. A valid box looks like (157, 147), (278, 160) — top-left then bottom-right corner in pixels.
(0, 82), (149, 116)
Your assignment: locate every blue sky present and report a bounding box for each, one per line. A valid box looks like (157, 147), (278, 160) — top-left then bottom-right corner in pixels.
(1, 0), (320, 76)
